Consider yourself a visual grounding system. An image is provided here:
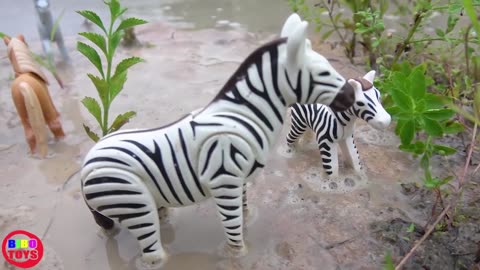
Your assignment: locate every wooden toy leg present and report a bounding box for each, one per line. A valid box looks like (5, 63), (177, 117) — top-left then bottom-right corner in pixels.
(27, 75), (65, 139)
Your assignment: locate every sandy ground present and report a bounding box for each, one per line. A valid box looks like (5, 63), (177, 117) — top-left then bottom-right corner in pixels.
(0, 15), (435, 270)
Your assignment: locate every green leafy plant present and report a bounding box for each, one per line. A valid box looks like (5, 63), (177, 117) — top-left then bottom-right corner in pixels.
(380, 63), (464, 212)
(77, 0), (147, 141)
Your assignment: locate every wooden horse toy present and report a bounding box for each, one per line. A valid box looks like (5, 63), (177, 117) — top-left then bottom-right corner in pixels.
(3, 35), (65, 158)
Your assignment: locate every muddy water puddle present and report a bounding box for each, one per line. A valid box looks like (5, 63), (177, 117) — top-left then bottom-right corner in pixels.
(0, 11), (437, 270)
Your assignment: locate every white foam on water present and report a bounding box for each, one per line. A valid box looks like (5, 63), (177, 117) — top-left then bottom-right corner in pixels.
(300, 167), (369, 194)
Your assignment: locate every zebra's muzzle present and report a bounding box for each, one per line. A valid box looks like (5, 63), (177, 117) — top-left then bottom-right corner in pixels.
(330, 82), (355, 112)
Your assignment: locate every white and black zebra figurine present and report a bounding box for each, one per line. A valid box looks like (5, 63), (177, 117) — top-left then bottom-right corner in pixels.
(79, 13), (355, 266)
(286, 70), (391, 177)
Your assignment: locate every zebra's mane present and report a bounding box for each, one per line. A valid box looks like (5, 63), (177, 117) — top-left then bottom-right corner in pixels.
(210, 37), (288, 102)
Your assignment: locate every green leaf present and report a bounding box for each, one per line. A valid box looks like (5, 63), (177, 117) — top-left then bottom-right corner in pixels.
(108, 111), (136, 133)
(435, 28), (445, 37)
(109, 30), (123, 58)
(0, 32), (7, 38)
(110, 71), (128, 101)
(321, 29), (335, 40)
(116, 17), (148, 32)
(77, 42), (104, 78)
(424, 93), (445, 109)
(407, 64), (426, 100)
(446, 14), (460, 34)
(423, 109), (455, 121)
(444, 121), (464, 134)
(384, 251), (395, 270)
(420, 153), (430, 172)
(81, 97), (102, 126)
(76, 10), (106, 33)
(50, 9), (65, 41)
(386, 106), (402, 116)
(391, 88), (414, 111)
(423, 117), (444, 137)
(87, 74), (108, 104)
(400, 120), (415, 145)
(79, 32), (107, 55)
(83, 124), (100, 142)
(114, 57), (144, 78)
(432, 144), (456, 155)
(108, 0), (121, 19)
(406, 223), (415, 233)
(399, 141), (426, 155)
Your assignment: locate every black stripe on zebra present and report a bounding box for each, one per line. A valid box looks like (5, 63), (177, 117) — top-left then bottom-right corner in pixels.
(285, 70), (302, 102)
(190, 121), (223, 138)
(109, 211), (150, 223)
(84, 177), (131, 186)
(138, 231), (155, 241)
(218, 204), (240, 211)
(226, 225), (241, 230)
(268, 45), (286, 106)
(100, 146), (171, 203)
(123, 139), (181, 205)
(178, 129), (206, 196)
(128, 223), (153, 230)
(245, 53), (284, 125)
(85, 190), (142, 200)
(143, 240), (157, 253)
(248, 160), (265, 177)
(223, 85), (274, 131)
(216, 114), (264, 148)
(97, 203), (146, 211)
(165, 134), (194, 203)
(201, 140), (218, 175)
(211, 151), (236, 180)
(85, 157), (129, 166)
(230, 144), (247, 171)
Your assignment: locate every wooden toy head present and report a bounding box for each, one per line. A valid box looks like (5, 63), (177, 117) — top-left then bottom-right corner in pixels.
(280, 13), (355, 111)
(3, 35), (49, 84)
(348, 71), (391, 129)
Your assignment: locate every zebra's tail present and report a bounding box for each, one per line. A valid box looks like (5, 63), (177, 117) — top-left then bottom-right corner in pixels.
(18, 82), (48, 158)
(81, 166), (167, 264)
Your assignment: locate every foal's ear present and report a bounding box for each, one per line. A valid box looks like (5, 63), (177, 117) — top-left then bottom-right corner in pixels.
(281, 13), (302, 37)
(364, 70), (376, 83)
(286, 21), (308, 68)
(3, 36), (11, 45)
(17, 34), (26, 43)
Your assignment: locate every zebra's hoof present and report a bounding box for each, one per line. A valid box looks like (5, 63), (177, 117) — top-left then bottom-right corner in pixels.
(98, 223), (120, 237)
(137, 250), (168, 269)
(226, 243), (248, 258)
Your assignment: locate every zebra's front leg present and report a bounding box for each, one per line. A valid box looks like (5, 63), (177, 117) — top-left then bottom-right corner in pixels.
(339, 134), (362, 173)
(210, 176), (247, 255)
(319, 141), (339, 177)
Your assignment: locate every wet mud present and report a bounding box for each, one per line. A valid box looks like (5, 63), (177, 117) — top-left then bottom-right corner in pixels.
(1, 5), (478, 270)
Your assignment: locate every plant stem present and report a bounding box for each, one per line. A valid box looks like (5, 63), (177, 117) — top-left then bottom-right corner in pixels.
(464, 25), (473, 77)
(391, 4), (430, 67)
(395, 204), (451, 270)
(322, 0), (354, 63)
(103, 14), (115, 136)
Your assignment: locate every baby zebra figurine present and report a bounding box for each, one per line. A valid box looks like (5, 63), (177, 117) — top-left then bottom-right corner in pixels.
(286, 70), (391, 177)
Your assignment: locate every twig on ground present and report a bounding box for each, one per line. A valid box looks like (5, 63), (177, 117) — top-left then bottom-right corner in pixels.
(395, 204), (451, 270)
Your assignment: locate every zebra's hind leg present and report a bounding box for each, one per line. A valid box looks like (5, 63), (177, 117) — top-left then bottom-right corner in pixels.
(82, 168), (167, 266)
(210, 179), (247, 256)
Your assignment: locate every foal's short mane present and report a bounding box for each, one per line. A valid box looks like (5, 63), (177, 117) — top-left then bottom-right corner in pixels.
(211, 37), (288, 102)
(353, 77), (373, 91)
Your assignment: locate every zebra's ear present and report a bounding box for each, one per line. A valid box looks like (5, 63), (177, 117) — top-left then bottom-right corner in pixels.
(281, 13), (302, 37)
(286, 21), (308, 68)
(364, 70), (376, 83)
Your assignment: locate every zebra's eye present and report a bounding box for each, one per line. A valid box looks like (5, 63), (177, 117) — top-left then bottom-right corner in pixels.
(356, 101), (365, 106)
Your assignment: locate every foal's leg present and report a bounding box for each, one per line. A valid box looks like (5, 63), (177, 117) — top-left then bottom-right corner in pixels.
(318, 140), (339, 177)
(339, 134), (362, 173)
